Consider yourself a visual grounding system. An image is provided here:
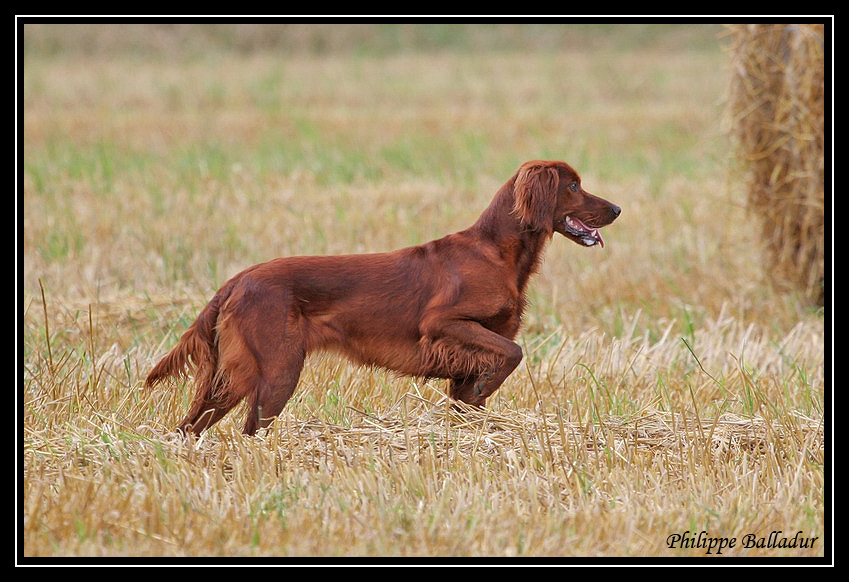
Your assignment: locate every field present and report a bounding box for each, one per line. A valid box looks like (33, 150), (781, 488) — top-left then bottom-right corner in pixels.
(20, 23), (827, 560)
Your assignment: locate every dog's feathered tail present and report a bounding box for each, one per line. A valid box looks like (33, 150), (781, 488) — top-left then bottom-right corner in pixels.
(145, 279), (235, 390)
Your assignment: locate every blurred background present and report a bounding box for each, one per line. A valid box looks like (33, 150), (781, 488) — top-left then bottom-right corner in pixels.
(22, 22), (724, 56)
(22, 21), (825, 344)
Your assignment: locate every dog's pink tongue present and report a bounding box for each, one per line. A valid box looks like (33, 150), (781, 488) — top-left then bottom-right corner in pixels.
(570, 216), (604, 248)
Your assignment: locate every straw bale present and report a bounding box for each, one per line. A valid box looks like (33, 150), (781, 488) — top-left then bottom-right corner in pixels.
(725, 24), (825, 305)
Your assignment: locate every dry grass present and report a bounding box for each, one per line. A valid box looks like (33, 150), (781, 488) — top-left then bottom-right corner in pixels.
(21, 23), (827, 560)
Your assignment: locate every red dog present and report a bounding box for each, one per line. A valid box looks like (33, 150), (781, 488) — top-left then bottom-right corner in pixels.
(146, 160), (620, 435)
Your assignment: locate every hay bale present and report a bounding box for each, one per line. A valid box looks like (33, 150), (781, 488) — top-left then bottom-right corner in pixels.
(725, 24), (825, 306)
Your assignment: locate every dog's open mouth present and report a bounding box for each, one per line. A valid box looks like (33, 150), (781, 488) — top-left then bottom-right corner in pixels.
(563, 216), (604, 247)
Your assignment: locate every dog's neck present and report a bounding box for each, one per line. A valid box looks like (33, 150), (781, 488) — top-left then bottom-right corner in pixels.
(469, 179), (552, 294)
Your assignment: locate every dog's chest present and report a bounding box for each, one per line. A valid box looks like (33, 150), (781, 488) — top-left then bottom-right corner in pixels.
(477, 297), (523, 338)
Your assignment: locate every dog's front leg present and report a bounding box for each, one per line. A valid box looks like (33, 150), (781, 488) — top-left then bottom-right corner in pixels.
(422, 319), (523, 407)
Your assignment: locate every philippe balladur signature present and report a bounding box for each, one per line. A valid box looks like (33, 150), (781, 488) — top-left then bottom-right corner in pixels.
(666, 530), (819, 555)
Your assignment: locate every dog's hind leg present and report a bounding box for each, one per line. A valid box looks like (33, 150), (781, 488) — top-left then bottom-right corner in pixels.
(224, 291), (308, 436)
(177, 377), (242, 436)
(242, 345), (306, 435)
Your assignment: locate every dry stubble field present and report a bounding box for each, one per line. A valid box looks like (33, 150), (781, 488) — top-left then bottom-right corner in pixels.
(20, 24), (827, 560)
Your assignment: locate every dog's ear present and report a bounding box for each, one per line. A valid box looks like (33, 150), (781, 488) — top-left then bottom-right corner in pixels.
(512, 162), (559, 233)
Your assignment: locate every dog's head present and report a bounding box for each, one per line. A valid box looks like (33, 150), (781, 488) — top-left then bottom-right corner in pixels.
(512, 160), (620, 247)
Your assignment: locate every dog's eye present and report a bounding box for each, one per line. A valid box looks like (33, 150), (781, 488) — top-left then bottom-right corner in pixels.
(569, 183), (580, 192)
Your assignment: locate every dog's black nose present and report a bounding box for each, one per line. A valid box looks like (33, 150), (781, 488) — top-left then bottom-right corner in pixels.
(610, 204), (621, 218)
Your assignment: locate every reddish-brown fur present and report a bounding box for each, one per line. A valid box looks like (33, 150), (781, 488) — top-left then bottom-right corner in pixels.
(146, 160), (621, 435)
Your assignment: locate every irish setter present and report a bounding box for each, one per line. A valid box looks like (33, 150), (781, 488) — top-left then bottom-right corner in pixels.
(146, 160), (621, 435)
